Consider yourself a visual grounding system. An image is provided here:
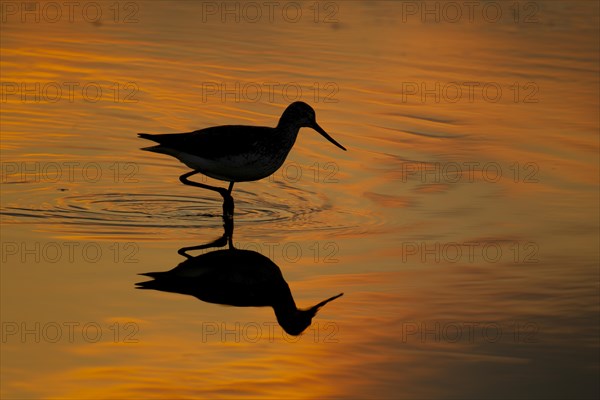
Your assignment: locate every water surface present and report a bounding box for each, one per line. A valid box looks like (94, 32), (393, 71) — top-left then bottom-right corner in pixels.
(1, 1), (599, 399)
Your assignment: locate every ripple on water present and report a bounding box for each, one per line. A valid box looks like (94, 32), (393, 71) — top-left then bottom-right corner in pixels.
(1, 193), (293, 229)
(0, 191), (376, 236)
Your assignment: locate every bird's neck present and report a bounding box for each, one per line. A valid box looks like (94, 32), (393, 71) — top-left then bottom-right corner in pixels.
(271, 121), (301, 158)
(271, 286), (298, 319)
(276, 111), (302, 130)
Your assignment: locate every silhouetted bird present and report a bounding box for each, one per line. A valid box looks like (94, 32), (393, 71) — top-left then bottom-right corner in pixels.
(137, 248), (343, 336)
(138, 102), (346, 205)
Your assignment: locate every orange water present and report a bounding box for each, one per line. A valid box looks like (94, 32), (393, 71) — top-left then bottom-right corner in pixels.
(1, 1), (598, 398)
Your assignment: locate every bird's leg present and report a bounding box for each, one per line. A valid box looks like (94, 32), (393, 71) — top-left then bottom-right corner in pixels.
(179, 171), (235, 221)
(179, 170), (229, 197)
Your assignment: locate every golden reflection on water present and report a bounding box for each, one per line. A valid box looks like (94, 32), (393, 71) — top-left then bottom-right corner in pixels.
(1, 1), (599, 399)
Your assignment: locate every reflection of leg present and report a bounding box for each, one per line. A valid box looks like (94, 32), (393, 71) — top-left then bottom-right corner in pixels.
(178, 235), (228, 258)
(178, 210), (235, 258)
(222, 192), (234, 220)
(224, 210), (234, 250)
(179, 219), (235, 258)
(223, 181), (235, 219)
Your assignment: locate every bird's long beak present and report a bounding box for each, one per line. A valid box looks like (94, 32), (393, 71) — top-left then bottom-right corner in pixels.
(309, 293), (344, 314)
(313, 122), (347, 151)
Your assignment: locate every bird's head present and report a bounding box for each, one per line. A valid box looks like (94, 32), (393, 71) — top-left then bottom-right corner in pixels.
(277, 292), (344, 336)
(279, 102), (347, 151)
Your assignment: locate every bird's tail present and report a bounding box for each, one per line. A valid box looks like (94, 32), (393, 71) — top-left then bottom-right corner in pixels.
(137, 133), (165, 152)
(138, 133), (155, 141)
(135, 272), (167, 290)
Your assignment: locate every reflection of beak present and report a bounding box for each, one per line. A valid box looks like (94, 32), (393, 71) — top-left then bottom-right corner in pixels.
(309, 293), (344, 314)
(312, 122), (347, 151)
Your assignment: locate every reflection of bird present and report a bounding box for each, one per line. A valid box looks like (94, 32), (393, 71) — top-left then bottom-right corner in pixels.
(136, 248), (343, 336)
(138, 102), (346, 202)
